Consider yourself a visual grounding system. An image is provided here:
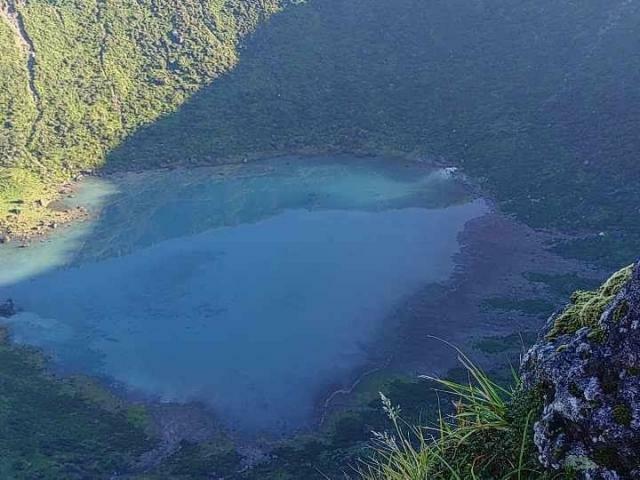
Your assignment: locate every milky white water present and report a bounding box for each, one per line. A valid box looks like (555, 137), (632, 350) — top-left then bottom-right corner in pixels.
(0, 156), (487, 433)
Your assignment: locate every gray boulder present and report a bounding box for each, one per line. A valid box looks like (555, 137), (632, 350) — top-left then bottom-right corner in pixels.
(522, 262), (640, 479)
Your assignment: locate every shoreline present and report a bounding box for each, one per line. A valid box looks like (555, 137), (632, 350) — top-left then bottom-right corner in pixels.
(0, 178), (91, 246)
(0, 147), (454, 245)
(317, 205), (606, 422)
(0, 152), (609, 472)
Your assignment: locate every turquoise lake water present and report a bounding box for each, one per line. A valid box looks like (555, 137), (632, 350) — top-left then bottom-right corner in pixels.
(0, 156), (487, 433)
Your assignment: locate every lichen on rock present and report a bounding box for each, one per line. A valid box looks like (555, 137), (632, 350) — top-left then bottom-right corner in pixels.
(521, 262), (640, 479)
(546, 264), (633, 340)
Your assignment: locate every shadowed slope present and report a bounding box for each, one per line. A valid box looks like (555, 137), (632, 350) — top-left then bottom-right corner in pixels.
(108, 0), (640, 266)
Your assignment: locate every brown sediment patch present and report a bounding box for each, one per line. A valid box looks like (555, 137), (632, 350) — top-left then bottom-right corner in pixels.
(383, 211), (604, 371)
(319, 209), (606, 419)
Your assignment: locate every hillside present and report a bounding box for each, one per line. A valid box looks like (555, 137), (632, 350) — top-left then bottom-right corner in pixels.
(2, 0), (639, 266)
(0, 0), (281, 231)
(1, 2), (639, 478)
(108, 0), (640, 267)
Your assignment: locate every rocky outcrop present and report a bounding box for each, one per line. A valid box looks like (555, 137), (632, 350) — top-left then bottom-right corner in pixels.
(522, 262), (640, 479)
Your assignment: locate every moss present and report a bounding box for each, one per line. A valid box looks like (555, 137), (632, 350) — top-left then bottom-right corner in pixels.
(547, 265), (634, 340)
(586, 326), (607, 344)
(612, 404), (632, 427)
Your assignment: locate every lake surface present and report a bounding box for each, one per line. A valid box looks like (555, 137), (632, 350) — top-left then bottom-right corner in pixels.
(0, 156), (487, 433)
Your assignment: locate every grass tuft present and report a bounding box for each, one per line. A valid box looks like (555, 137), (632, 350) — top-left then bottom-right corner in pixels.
(359, 349), (563, 480)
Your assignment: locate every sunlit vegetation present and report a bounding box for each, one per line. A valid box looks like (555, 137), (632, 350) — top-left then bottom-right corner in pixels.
(359, 360), (558, 480)
(0, 0), (282, 233)
(2, 0), (639, 264)
(0, 0), (638, 477)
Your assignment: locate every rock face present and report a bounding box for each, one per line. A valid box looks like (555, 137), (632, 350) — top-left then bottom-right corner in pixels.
(522, 262), (640, 479)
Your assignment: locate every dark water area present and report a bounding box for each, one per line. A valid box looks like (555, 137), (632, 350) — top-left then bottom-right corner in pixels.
(0, 156), (487, 434)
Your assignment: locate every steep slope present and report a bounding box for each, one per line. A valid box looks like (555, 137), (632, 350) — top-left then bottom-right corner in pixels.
(108, 0), (640, 267)
(1, 1), (639, 265)
(0, 0), (282, 231)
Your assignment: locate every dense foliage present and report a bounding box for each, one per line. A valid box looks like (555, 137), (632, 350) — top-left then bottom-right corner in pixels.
(2, 0), (639, 264)
(362, 361), (553, 480)
(0, 331), (154, 479)
(0, 0), (281, 225)
(108, 0), (640, 267)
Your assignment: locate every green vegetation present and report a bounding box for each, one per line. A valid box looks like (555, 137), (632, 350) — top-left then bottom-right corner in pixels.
(552, 235), (640, 270)
(107, 0), (640, 267)
(0, 0), (282, 235)
(2, 0), (640, 266)
(0, 329), (154, 479)
(0, 262), (622, 479)
(0, 166), (65, 235)
(0, 319), (476, 480)
(361, 265), (636, 480)
(142, 374), (459, 480)
(547, 264), (633, 339)
(1, 0), (639, 477)
(143, 438), (242, 479)
(360, 353), (558, 480)
(0, 14), (36, 176)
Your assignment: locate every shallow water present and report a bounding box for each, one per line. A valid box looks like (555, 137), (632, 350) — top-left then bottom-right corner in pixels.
(0, 156), (487, 433)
